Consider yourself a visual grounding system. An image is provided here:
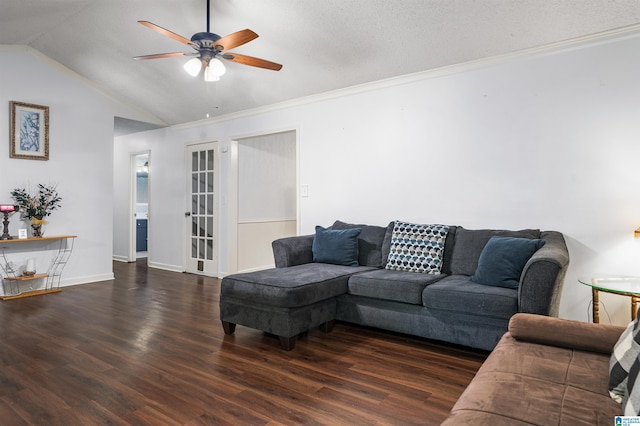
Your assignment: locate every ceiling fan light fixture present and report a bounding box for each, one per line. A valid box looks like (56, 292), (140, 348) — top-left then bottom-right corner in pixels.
(184, 58), (202, 77)
(204, 58), (226, 82)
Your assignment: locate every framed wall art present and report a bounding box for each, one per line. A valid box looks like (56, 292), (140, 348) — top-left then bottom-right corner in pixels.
(9, 101), (49, 161)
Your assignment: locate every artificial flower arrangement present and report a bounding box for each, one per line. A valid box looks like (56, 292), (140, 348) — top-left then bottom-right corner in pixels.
(10, 184), (62, 237)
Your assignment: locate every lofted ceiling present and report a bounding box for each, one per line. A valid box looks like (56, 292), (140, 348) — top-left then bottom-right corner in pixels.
(2, 1), (640, 132)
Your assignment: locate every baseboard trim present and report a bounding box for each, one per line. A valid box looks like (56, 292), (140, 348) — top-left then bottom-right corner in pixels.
(148, 261), (184, 273)
(112, 255), (129, 263)
(60, 273), (115, 287)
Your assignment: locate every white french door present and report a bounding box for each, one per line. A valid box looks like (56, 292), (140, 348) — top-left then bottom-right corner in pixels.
(185, 142), (218, 276)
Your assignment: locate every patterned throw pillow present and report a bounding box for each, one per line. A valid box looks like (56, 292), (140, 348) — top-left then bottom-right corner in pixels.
(621, 316), (640, 414)
(385, 221), (449, 274)
(610, 320), (637, 403)
(625, 356), (640, 415)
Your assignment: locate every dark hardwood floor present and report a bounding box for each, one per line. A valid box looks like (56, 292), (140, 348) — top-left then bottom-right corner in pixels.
(0, 261), (487, 425)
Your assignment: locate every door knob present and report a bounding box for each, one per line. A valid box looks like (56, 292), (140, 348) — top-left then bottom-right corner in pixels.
(185, 212), (191, 217)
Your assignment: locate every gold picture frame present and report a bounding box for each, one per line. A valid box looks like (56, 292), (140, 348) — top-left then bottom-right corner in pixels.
(9, 101), (49, 161)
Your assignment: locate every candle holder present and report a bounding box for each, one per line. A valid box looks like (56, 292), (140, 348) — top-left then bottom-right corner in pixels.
(0, 204), (18, 240)
(24, 258), (36, 277)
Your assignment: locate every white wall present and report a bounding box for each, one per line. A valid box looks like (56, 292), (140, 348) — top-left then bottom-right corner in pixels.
(0, 46), (153, 287)
(114, 30), (640, 325)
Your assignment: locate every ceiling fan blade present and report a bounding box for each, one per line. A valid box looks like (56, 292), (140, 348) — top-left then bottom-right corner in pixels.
(138, 20), (196, 47)
(214, 29), (259, 51)
(222, 53), (282, 71)
(133, 52), (191, 60)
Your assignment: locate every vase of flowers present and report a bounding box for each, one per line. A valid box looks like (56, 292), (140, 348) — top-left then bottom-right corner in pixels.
(10, 184), (62, 238)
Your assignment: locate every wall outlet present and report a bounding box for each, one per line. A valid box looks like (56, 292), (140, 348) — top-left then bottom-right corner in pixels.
(301, 185), (309, 197)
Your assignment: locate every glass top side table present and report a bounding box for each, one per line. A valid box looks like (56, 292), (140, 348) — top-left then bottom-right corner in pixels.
(578, 276), (640, 323)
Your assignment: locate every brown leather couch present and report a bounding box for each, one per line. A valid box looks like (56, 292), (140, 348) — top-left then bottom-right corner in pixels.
(443, 313), (623, 425)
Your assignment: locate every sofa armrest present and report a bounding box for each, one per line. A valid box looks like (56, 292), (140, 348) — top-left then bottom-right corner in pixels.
(518, 231), (570, 316)
(509, 313), (624, 355)
(272, 234), (314, 268)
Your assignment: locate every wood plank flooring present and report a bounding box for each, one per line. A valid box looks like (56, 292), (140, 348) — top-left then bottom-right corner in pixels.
(0, 260), (487, 425)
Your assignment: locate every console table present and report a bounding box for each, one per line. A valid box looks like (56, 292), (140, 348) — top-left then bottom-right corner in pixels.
(578, 276), (640, 323)
(0, 235), (76, 300)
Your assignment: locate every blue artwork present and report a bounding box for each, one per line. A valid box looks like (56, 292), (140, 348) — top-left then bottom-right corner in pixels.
(19, 111), (40, 152)
(10, 101), (49, 160)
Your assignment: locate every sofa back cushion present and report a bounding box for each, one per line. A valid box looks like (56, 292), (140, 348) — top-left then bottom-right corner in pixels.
(449, 227), (541, 276)
(332, 220), (393, 267)
(439, 226), (458, 275)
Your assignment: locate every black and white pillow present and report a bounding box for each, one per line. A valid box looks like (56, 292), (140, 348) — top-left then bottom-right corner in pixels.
(624, 356), (640, 415)
(385, 221), (449, 274)
(609, 320), (637, 403)
(622, 317), (640, 415)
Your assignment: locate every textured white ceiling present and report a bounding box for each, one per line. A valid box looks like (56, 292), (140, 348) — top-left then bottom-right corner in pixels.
(2, 0), (640, 129)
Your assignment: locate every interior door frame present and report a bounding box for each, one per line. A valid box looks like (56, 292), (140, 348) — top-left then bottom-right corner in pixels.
(227, 128), (299, 275)
(184, 141), (220, 276)
(128, 150), (150, 262)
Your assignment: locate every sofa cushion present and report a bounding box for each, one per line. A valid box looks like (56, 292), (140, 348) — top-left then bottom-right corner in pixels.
(449, 227), (541, 276)
(470, 236), (546, 289)
(221, 263), (376, 308)
(332, 220), (393, 267)
(609, 319), (637, 403)
(385, 221), (449, 273)
(312, 226), (361, 266)
(422, 275), (518, 320)
(347, 268), (445, 305)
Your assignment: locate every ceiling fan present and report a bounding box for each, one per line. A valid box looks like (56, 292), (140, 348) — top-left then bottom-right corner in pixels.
(134, 0), (282, 81)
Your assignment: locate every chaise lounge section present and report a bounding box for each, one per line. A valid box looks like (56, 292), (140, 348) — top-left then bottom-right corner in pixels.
(220, 220), (569, 350)
(219, 263), (377, 350)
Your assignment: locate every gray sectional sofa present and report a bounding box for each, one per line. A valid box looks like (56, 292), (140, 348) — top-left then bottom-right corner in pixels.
(220, 220), (569, 351)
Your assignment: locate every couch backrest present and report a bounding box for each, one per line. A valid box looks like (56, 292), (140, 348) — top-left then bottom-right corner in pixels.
(332, 221), (545, 274)
(447, 227), (542, 276)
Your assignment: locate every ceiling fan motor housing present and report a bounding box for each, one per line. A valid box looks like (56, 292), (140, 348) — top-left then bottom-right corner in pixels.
(191, 32), (223, 62)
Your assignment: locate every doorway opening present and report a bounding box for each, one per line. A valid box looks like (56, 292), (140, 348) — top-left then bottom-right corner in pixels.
(233, 130), (297, 273)
(130, 152), (149, 262)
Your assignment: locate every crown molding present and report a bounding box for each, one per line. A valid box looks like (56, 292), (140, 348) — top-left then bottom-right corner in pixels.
(173, 22), (640, 131)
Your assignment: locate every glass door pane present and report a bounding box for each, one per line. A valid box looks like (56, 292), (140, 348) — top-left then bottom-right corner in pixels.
(189, 147), (216, 270)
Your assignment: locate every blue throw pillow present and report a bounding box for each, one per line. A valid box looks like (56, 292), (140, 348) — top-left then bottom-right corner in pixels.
(470, 236), (546, 289)
(312, 226), (361, 266)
